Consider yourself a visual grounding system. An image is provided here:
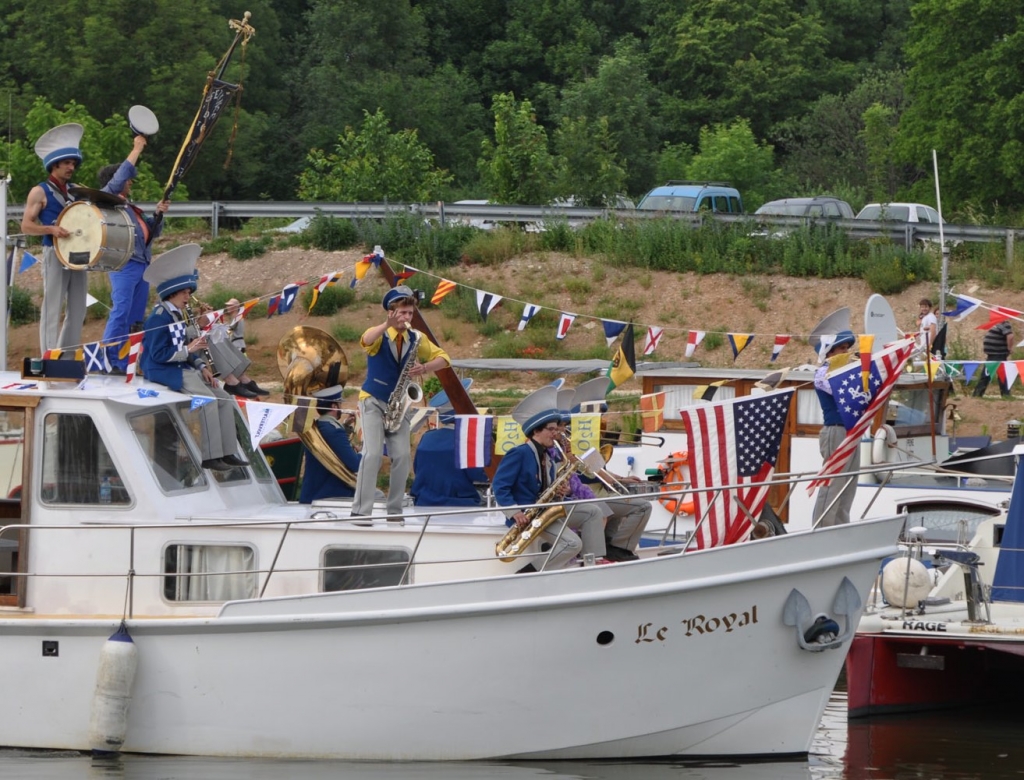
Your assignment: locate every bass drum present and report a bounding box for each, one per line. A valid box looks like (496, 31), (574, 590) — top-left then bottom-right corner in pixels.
(54, 201), (135, 272)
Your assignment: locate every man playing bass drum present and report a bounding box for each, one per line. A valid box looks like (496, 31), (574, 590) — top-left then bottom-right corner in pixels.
(350, 285), (450, 520)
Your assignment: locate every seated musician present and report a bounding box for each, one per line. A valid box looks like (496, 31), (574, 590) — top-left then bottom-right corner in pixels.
(299, 383), (362, 504)
(98, 134), (170, 374)
(198, 306), (269, 399)
(140, 244), (247, 472)
(491, 385), (607, 573)
(410, 406), (488, 507)
(565, 377), (651, 561)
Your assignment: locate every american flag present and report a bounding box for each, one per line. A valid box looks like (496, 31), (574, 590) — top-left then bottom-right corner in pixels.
(454, 415), (493, 468)
(807, 338), (915, 494)
(682, 388), (794, 549)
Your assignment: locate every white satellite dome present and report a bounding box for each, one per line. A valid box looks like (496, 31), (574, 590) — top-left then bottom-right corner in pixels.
(881, 557), (932, 607)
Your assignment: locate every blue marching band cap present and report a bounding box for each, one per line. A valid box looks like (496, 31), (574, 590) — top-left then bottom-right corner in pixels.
(512, 385), (561, 436)
(144, 244), (202, 299)
(382, 284), (415, 310)
(35, 123), (84, 170)
(313, 385), (344, 403)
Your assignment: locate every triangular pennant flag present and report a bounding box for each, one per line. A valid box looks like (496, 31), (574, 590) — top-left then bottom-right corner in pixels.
(351, 247), (384, 287)
(125, 333), (143, 382)
(476, 290), (502, 321)
(431, 280), (457, 305)
(1003, 361), (1019, 391)
(85, 293), (100, 308)
(942, 294), (982, 321)
(961, 362), (980, 383)
(607, 323), (636, 390)
(42, 349), (62, 360)
(518, 303), (540, 331)
(240, 298), (259, 318)
(977, 306), (1022, 330)
(556, 312), (576, 340)
(267, 294), (281, 318)
(395, 265), (417, 281)
(727, 333), (754, 361)
(73, 347), (84, 362)
(308, 272), (342, 313)
(859, 335), (875, 392)
(190, 396), (215, 411)
(771, 335), (791, 363)
(817, 334), (837, 362)
(602, 320), (627, 347)
(685, 330), (705, 358)
(245, 401), (294, 451)
(18, 251), (38, 273)
(643, 326), (664, 356)
(694, 380), (729, 402)
(1016, 361), (1024, 384)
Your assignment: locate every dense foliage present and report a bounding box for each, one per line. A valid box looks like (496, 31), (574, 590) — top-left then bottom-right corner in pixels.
(1, 0), (1022, 221)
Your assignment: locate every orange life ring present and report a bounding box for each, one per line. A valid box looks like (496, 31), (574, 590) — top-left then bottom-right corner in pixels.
(658, 451), (694, 515)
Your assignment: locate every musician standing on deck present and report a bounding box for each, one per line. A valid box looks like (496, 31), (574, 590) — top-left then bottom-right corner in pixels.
(20, 124), (87, 354)
(141, 244), (248, 472)
(350, 285), (450, 520)
(97, 134), (170, 373)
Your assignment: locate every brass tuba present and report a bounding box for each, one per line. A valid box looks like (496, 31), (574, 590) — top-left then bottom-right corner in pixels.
(278, 326), (357, 489)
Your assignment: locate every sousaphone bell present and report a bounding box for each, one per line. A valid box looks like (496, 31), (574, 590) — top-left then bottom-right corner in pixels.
(277, 326), (357, 489)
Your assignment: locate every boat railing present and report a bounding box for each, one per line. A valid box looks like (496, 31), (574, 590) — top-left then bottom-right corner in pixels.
(0, 458), (924, 616)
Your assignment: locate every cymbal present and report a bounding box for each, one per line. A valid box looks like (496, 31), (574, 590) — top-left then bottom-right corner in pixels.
(67, 184), (126, 208)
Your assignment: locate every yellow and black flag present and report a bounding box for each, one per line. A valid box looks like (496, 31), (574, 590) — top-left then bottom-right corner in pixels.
(607, 323), (636, 391)
(693, 380), (730, 402)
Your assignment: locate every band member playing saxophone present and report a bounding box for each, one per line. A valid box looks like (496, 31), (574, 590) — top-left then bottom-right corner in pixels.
(492, 386), (608, 573)
(141, 244), (248, 472)
(350, 285), (450, 521)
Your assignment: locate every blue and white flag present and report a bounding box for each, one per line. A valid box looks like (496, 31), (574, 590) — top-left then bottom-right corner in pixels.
(476, 290), (502, 322)
(518, 303), (540, 331)
(278, 284), (300, 315)
(602, 320), (627, 347)
(190, 396), (214, 411)
(942, 294), (982, 322)
(82, 342), (110, 373)
(137, 388), (159, 399)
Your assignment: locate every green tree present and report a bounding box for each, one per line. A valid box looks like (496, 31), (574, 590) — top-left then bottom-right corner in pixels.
(861, 103), (900, 201)
(552, 116), (626, 206)
(685, 120), (777, 209)
(896, 0), (1024, 210)
(478, 93), (555, 205)
(297, 109), (453, 202)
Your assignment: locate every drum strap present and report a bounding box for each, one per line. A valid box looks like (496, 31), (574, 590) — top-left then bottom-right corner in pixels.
(128, 204), (151, 245)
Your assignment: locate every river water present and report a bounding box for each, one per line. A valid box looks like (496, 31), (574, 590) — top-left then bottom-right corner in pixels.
(2, 690), (1021, 780)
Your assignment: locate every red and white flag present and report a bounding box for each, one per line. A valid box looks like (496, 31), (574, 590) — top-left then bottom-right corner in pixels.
(771, 335), (791, 363)
(454, 415), (493, 468)
(643, 326), (665, 356)
(682, 388), (795, 549)
(807, 339), (915, 494)
(125, 333), (144, 383)
(685, 330), (705, 358)
(556, 312), (577, 340)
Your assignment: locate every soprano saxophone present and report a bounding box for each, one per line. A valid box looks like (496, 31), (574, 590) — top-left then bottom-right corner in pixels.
(383, 329), (423, 433)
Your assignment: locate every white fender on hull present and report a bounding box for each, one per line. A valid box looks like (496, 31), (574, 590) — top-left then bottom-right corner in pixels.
(88, 623), (138, 753)
(872, 424), (897, 465)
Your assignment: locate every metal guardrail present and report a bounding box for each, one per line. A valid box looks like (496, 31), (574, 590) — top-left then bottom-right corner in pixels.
(5, 200), (1022, 258)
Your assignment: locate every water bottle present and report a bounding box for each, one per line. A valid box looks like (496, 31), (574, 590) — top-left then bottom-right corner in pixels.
(99, 476), (112, 505)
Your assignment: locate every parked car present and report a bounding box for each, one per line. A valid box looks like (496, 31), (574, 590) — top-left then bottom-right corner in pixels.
(855, 203), (943, 224)
(755, 196), (854, 219)
(637, 181), (743, 214)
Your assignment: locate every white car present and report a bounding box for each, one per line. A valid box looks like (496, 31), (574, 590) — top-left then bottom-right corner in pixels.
(855, 202), (943, 224)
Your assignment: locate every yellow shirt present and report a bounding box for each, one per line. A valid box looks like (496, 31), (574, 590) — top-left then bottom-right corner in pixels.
(358, 326), (450, 400)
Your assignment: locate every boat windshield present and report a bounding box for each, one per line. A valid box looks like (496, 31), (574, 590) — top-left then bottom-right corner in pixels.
(128, 409), (207, 492)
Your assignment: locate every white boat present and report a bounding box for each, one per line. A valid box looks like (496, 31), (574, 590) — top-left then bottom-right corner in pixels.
(0, 369), (906, 760)
(846, 445), (1024, 716)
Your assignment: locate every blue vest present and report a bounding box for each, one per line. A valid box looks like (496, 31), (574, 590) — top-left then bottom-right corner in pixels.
(362, 330), (417, 403)
(816, 387), (843, 427)
(38, 181), (69, 247)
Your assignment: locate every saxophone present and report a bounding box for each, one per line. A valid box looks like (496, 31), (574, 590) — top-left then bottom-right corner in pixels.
(495, 453), (585, 562)
(383, 329), (424, 433)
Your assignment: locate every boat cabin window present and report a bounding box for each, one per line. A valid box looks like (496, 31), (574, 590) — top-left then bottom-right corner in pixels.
(40, 413), (129, 505)
(322, 547), (411, 592)
(129, 409), (206, 492)
(176, 402), (269, 484)
(899, 501), (1001, 544)
(886, 388), (944, 436)
(163, 543), (257, 601)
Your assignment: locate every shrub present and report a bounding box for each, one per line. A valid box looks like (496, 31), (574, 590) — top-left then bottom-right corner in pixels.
(307, 214), (358, 251)
(229, 236), (272, 260)
(9, 286), (38, 326)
